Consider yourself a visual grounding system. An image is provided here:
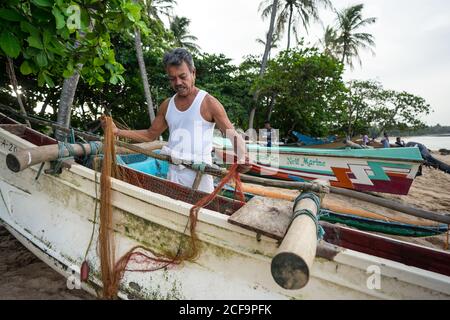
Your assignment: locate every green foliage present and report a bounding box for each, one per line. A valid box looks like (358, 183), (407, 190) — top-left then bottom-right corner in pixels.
(254, 48), (347, 138)
(0, 31), (21, 58)
(389, 124), (450, 137)
(195, 53), (257, 129)
(0, 0), (149, 88)
(341, 80), (432, 137)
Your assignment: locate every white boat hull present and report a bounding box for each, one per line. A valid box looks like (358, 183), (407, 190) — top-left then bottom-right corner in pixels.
(1, 127), (450, 300)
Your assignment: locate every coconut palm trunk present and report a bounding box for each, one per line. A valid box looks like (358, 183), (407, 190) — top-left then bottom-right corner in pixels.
(134, 28), (155, 123)
(287, 5), (294, 50)
(249, 0), (279, 131)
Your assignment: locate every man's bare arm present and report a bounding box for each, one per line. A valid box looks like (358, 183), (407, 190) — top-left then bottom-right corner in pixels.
(115, 100), (169, 142)
(207, 96), (247, 164)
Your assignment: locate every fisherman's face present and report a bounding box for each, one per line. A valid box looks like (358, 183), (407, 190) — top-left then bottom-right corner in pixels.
(166, 62), (196, 97)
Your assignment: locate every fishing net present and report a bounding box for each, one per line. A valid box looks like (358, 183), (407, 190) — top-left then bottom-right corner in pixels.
(96, 116), (245, 299)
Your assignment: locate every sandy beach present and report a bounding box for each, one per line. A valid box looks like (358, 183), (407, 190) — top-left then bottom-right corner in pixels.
(0, 227), (93, 300)
(1, 153), (449, 300)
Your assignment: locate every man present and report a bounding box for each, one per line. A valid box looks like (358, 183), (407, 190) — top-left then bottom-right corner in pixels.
(362, 134), (369, 146)
(381, 132), (390, 148)
(395, 137), (405, 147)
(103, 48), (247, 193)
(262, 121), (273, 147)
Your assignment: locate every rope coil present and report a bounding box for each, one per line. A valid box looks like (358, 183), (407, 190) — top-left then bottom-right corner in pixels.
(292, 192), (325, 240)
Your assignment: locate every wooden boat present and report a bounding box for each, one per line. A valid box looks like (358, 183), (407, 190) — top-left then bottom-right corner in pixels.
(214, 138), (423, 195)
(116, 157), (448, 238)
(1, 113), (450, 299)
(291, 132), (337, 146)
(285, 134), (384, 149)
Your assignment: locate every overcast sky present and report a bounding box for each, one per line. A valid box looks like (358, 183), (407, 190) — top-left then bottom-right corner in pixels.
(171, 0), (450, 126)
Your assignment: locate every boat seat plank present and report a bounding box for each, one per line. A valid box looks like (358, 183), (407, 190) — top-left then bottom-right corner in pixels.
(228, 196), (293, 240)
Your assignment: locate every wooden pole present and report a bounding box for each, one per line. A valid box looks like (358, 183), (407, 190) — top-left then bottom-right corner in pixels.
(5, 141), (167, 172)
(239, 174), (329, 193)
(330, 187), (450, 225)
(271, 193), (321, 290)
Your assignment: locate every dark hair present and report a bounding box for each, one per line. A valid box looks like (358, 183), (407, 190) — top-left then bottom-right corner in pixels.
(264, 120), (270, 124)
(163, 48), (195, 71)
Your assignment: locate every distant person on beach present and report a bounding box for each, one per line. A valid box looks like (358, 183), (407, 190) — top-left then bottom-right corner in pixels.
(362, 134), (370, 146)
(381, 132), (390, 148)
(395, 137), (406, 147)
(261, 121), (275, 147)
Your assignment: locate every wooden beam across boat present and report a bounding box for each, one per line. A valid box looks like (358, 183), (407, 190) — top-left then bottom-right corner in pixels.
(330, 187), (450, 225)
(5, 140), (330, 195)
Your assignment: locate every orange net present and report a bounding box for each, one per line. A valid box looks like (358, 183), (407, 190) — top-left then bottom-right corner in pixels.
(98, 116), (245, 299)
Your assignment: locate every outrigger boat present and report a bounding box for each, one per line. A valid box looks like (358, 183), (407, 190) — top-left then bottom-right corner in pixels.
(1, 112), (450, 300)
(214, 138), (423, 195)
(117, 154), (449, 238)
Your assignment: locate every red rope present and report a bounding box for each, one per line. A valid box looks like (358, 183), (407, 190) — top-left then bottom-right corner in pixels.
(109, 163), (244, 296)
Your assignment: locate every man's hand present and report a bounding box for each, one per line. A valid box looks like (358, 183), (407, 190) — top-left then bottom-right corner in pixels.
(100, 115), (119, 136)
(236, 156), (252, 174)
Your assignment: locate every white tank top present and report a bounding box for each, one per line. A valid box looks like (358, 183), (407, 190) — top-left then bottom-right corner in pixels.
(165, 89), (215, 164)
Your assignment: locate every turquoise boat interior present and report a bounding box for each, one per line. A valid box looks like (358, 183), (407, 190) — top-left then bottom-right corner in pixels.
(117, 151), (169, 178)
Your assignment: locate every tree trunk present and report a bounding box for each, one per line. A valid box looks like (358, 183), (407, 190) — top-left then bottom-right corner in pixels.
(6, 57), (31, 128)
(287, 6), (294, 50)
(266, 93), (277, 121)
(341, 38), (348, 65)
(55, 68), (81, 141)
(38, 92), (53, 116)
(134, 28), (155, 123)
(248, 0), (279, 130)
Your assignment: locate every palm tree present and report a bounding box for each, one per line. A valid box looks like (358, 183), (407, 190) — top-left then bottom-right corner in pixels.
(170, 16), (201, 53)
(259, 0), (331, 50)
(145, 0), (177, 23)
(134, 0), (178, 122)
(334, 4), (377, 69)
(319, 25), (339, 58)
(256, 32), (280, 59)
(249, 0), (279, 130)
